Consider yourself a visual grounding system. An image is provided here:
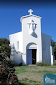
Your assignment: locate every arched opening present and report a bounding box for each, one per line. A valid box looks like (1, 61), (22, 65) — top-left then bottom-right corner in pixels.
(26, 43), (37, 65)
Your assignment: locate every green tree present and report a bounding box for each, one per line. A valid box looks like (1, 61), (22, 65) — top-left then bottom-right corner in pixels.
(51, 39), (55, 47)
(51, 39), (56, 59)
(53, 44), (56, 58)
(0, 38), (10, 58)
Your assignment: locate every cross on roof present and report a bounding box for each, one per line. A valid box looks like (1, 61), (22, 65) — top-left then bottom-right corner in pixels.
(28, 9), (33, 15)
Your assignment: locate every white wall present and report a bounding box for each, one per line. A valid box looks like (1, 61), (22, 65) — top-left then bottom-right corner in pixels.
(21, 15), (42, 65)
(50, 46), (53, 65)
(9, 31), (23, 64)
(42, 33), (52, 64)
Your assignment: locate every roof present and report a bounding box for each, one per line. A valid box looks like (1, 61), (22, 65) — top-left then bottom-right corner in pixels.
(41, 33), (51, 38)
(20, 14), (42, 23)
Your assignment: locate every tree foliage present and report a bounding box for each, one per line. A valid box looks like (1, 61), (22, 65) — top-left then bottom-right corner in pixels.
(51, 39), (56, 58)
(0, 38), (10, 57)
(53, 44), (56, 57)
(51, 39), (55, 47)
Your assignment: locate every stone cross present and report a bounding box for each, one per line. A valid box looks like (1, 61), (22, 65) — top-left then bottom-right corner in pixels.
(28, 9), (33, 15)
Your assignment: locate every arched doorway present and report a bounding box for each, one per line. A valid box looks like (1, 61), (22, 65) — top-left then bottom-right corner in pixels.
(26, 43), (37, 65)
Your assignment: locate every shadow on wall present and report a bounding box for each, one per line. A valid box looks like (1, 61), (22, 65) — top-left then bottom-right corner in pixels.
(22, 60), (26, 66)
(13, 52), (22, 64)
(11, 44), (22, 65)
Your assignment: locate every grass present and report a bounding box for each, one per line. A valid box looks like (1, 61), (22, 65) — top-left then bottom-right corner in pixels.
(14, 65), (56, 85)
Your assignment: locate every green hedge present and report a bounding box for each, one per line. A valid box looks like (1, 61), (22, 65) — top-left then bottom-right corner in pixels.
(36, 61), (51, 66)
(53, 61), (56, 65)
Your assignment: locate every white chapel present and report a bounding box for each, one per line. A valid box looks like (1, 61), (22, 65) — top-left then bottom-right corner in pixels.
(9, 9), (54, 65)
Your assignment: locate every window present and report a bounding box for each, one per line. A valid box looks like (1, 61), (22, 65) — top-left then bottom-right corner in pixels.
(17, 41), (19, 50)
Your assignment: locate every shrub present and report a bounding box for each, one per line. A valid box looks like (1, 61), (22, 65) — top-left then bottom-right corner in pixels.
(36, 61), (46, 66)
(0, 48), (19, 84)
(53, 61), (56, 65)
(0, 58), (19, 84)
(36, 61), (50, 66)
(0, 62), (19, 85)
(46, 64), (51, 66)
(7, 60), (15, 68)
(19, 63), (23, 66)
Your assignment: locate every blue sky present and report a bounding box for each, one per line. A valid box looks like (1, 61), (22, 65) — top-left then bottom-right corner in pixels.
(0, 0), (56, 42)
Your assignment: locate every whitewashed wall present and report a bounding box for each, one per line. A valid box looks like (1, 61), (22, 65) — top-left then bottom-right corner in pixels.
(50, 46), (53, 65)
(21, 15), (42, 65)
(9, 32), (22, 64)
(41, 33), (52, 64)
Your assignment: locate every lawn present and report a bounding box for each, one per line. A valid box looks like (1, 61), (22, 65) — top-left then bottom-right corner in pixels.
(14, 65), (56, 85)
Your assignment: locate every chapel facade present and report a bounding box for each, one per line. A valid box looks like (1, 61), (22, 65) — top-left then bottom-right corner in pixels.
(9, 9), (53, 65)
